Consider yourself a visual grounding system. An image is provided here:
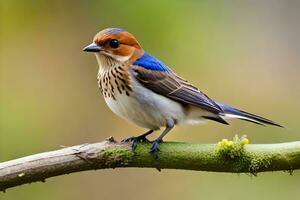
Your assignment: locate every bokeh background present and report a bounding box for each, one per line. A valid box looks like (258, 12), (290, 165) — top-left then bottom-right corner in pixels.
(1, 0), (300, 199)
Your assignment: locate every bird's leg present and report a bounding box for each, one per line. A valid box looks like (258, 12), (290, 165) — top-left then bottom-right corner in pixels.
(150, 120), (174, 158)
(121, 130), (153, 151)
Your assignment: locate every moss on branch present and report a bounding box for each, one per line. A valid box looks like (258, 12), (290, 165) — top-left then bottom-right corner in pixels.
(1, 136), (300, 191)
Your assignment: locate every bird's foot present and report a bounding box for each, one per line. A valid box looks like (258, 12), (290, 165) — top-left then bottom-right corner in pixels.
(121, 135), (150, 151)
(150, 139), (163, 159)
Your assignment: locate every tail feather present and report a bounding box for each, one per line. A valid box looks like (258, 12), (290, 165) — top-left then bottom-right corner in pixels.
(216, 102), (283, 128)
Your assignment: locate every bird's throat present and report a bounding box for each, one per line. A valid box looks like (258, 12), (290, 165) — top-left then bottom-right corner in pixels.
(95, 53), (132, 100)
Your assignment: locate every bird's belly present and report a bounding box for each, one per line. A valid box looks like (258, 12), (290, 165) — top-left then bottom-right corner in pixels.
(104, 84), (185, 129)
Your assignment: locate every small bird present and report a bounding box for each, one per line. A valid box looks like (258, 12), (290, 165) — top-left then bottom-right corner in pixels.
(83, 28), (282, 156)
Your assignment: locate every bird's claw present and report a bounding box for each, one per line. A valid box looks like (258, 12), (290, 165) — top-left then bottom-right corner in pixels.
(121, 135), (150, 151)
(121, 136), (136, 143)
(150, 139), (163, 158)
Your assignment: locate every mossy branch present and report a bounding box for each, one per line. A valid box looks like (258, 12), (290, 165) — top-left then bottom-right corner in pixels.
(1, 136), (300, 192)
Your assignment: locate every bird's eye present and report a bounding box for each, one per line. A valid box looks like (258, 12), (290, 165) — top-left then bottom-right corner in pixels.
(109, 39), (120, 48)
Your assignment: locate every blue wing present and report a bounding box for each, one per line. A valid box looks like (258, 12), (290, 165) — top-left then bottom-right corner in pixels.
(132, 52), (222, 113)
(132, 52), (282, 127)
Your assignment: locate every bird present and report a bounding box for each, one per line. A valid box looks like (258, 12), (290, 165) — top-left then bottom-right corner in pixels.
(83, 28), (282, 157)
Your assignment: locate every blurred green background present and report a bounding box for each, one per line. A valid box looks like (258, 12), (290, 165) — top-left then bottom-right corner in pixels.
(1, 0), (300, 199)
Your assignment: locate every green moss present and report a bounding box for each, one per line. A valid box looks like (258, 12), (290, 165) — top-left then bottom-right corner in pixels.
(102, 146), (135, 166)
(248, 153), (272, 175)
(216, 135), (277, 174)
(104, 147), (133, 158)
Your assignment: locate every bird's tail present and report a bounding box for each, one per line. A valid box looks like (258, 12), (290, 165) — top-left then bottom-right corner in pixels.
(216, 102), (283, 127)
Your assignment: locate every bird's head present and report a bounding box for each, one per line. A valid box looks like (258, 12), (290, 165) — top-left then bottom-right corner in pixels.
(83, 28), (143, 68)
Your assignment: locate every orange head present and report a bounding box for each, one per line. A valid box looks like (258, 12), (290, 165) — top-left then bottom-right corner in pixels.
(83, 28), (143, 65)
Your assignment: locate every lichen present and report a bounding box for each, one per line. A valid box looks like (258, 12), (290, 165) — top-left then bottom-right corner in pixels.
(217, 135), (249, 159)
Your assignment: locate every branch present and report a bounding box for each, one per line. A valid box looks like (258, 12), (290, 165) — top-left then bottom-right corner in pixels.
(1, 136), (300, 191)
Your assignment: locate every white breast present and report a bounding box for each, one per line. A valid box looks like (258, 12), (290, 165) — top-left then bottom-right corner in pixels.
(104, 79), (186, 130)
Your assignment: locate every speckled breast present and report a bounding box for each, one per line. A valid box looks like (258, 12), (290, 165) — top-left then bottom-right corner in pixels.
(97, 65), (132, 100)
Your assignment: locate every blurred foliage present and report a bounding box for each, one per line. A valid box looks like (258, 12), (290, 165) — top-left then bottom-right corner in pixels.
(1, 0), (300, 199)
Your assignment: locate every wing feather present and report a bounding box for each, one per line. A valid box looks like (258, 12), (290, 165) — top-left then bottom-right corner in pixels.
(132, 66), (222, 113)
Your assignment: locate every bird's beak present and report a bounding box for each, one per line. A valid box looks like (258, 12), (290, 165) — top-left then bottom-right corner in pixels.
(83, 43), (103, 52)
